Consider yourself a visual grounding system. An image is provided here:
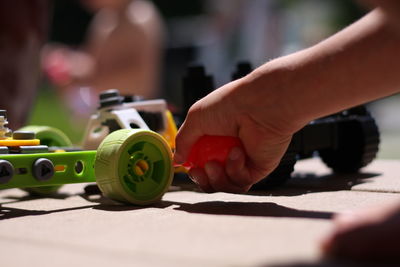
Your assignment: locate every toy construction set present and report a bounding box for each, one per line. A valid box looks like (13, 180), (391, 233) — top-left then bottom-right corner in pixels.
(0, 63), (380, 205)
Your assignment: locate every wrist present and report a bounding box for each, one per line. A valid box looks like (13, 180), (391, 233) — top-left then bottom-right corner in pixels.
(233, 58), (310, 136)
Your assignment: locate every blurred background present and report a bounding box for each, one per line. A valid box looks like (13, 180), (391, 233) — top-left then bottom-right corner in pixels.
(25, 0), (399, 158)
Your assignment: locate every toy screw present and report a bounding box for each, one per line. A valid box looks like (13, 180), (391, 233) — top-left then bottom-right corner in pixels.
(0, 110), (12, 139)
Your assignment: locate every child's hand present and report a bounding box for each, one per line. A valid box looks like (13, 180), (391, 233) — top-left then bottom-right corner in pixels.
(174, 71), (302, 193)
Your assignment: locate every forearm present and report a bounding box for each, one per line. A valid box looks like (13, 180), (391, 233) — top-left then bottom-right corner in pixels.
(241, 9), (400, 133)
(290, 9), (400, 119)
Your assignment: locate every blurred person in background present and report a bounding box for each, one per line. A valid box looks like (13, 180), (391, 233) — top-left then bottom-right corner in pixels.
(0, 1), (49, 129)
(199, 0), (282, 85)
(43, 0), (164, 117)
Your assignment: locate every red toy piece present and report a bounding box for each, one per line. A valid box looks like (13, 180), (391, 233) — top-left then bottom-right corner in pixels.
(182, 135), (243, 169)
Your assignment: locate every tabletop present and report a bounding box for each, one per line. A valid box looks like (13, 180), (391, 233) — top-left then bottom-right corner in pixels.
(1, 158), (399, 267)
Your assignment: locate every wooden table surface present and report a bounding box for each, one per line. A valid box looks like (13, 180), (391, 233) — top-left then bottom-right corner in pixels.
(1, 158), (399, 267)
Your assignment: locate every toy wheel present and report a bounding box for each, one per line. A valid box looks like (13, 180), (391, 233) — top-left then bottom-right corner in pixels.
(252, 152), (297, 189)
(18, 126), (72, 195)
(19, 125), (72, 147)
(95, 129), (173, 205)
(318, 113), (380, 172)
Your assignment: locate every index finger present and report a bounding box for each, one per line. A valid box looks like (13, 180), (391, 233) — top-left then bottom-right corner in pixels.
(174, 112), (204, 164)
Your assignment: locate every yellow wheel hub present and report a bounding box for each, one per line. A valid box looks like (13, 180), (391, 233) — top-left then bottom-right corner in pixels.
(133, 159), (149, 176)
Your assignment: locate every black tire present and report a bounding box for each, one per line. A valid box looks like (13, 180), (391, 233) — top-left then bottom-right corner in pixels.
(318, 112), (380, 173)
(252, 152), (297, 189)
(182, 65), (214, 118)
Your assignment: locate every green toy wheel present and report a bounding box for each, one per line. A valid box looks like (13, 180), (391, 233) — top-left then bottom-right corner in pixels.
(19, 126), (72, 195)
(19, 126), (72, 147)
(95, 129), (173, 205)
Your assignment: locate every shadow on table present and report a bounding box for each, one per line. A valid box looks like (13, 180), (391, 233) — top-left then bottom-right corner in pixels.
(0, 204), (96, 220)
(172, 171), (381, 197)
(0, 192), (71, 205)
(170, 200), (333, 219)
(79, 189), (179, 211)
(0, 191), (159, 220)
(1, 195), (333, 221)
(248, 171), (380, 197)
(2, 170), (375, 220)
(83, 195), (333, 220)
(0, 169), (380, 207)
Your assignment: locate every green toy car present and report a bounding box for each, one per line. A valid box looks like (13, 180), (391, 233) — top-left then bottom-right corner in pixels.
(0, 92), (176, 205)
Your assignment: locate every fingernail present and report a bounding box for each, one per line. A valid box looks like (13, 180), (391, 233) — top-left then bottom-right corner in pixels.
(189, 168), (202, 185)
(228, 147), (242, 161)
(188, 174), (199, 185)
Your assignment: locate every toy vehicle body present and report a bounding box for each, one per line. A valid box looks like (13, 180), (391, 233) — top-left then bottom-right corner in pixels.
(0, 100), (176, 205)
(182, 63), (380, 188)
(83, 89), (177, 151)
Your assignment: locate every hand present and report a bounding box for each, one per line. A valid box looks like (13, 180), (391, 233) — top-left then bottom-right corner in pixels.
(42, 45), (72, 86)
(42, 44), (94, 87)
(175, 68), (303, 193)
